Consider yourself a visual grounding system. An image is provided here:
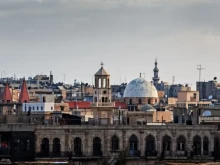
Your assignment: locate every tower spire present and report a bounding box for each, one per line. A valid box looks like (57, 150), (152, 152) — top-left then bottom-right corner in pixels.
(152, 58), (160, 87)
(2, 82), (12, 103)
(19, 78), (30, 103)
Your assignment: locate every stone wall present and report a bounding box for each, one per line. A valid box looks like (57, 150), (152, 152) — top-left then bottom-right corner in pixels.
(35, 124), (216, 162)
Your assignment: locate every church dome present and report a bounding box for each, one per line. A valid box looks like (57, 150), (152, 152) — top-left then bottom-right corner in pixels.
(141, 104), (156, 111)
(123, 78), (158, 98)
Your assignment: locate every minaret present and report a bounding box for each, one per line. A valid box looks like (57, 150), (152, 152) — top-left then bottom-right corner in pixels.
(152, 59), (160, 86)
(19, 78), (30, 103)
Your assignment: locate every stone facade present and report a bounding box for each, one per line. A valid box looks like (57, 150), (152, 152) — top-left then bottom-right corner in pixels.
(35, 125), (216, 164)
(124, 97), (158, 105)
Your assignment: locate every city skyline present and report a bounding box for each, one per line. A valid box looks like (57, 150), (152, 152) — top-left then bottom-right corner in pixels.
(1, 0), (220, 87)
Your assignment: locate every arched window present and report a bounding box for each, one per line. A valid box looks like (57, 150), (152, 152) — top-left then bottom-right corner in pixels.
(99, 79), (101, 88)
(163, 135), (171, 153)
(193, 135), (201, 155)
(177, 136), (186, 151)
(138, 99), (142, 104)
(111, 135), (119, 151)
(129, 135), (138, 156)
(74, 137), (82, 156)
(53, 138), (61, 157)
(129, 99), (132, 105)
(103, 78), (106, 88)
(145, 135), (156, 156)
(93, 137), (102, 156)
(41, 138), (49, 157)
(203, 136), (209, 156)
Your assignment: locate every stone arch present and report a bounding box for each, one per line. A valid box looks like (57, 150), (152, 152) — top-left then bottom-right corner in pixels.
(145, 134), (156, 156)
(162, 135), (172, 156)
(176, 135), (186, 152)
(129, 134), (139, 156)
(111, 135), (119, 151)
(93, 137), (102, 156)
(74, 137), (82, 156)
(41, 138), (49, 157)
(203, 136), (209, 156)
(193, 135), (201, 156)
(52, 138), (61, 157)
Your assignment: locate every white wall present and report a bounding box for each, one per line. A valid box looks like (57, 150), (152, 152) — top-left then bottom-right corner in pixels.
(22, 103), (54, 112)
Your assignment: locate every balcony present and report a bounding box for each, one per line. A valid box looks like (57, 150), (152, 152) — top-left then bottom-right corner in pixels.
(90, 102), (115, 107)
(199, 116), (220, 123)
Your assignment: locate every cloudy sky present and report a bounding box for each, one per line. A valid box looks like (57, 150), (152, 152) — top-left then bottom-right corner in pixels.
(0, 0), (220, 87)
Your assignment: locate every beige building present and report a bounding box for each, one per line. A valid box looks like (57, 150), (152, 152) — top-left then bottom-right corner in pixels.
(177, 90), (210, 109)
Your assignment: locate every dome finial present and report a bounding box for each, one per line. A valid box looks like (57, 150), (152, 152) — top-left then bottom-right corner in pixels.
(155, 58), (158, 65)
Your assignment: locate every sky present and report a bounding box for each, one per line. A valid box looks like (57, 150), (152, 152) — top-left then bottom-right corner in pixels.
(0, 0), (220, 88)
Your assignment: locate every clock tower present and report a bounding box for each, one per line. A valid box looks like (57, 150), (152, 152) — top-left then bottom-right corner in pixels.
(93, 62), (112, 103)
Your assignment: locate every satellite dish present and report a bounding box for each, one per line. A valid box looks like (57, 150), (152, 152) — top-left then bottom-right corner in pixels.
(202, 110), (211, 116)
(208, 95), (213, 100)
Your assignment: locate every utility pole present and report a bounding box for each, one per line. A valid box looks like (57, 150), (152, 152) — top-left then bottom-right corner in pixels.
(197, 65), (205, 100)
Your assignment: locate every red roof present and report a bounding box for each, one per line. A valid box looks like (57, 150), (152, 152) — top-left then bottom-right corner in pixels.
(115, 102), (128, 109)
(2, 83), (12, 103)
(19, 78), (30, 103)
(66, 101), (91, 109)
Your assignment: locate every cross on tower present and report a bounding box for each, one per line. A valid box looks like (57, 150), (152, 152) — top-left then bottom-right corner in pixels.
(101, 62), (104, 67)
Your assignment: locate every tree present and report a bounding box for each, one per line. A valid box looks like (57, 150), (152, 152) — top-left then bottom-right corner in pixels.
(115, 150), (127, 165)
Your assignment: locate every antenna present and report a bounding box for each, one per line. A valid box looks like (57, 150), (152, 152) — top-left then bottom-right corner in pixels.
(64, 74), (66, 84)
(120, 74), (121, 84)
(197, 65), (205, 83)
(172, 76), (175, 85)
(197, 65), (205, 100)
(142, 72), (146, 78)
(125, 77), (127, 83)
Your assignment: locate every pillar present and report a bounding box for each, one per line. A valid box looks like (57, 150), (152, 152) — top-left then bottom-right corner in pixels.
(156, 130), (161, 156)
(201, 138), (203, 156)
(139, 132), (144, 156)
(172, 137), (176, 157)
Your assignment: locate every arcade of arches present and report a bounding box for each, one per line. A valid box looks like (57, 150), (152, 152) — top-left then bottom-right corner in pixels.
(35, 125), (215, 159)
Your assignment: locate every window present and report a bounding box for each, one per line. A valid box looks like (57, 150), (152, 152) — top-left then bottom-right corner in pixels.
(111, 135), (119, 151)
(27, 139), (30, 151)
(138, 99), (142, 104)
(194, 93), (197, 99)
(41, 106), (43, 111)
(33, 106), (35, 110)
(25, 105), (27, 112)
(37, 106), (39, 111)
(51, 106), (53, 110)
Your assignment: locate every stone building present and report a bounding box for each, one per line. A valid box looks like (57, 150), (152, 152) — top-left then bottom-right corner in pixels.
(35, 124), (216, 165)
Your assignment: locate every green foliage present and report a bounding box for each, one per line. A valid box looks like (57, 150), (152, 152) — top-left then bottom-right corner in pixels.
(115, 150), (127, 165)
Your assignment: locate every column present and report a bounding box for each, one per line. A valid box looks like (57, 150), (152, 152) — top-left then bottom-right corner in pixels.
(201, 138), (203, 156)
(172, 137), (176, 157)
(139, 133), (144, 156)
(156, 130), (160, 157)
(49, 140), (53, 157)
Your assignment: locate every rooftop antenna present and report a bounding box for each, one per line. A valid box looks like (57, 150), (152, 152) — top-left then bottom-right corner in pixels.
(142, 72), (146, 79)
(140, 73), (141, 78)
(172, 76), (175, 85)
(125, 77), (127, 83)
(120, 74), (121, 84)
(197, 65), (205, 100)
(64, 74), (66, 84)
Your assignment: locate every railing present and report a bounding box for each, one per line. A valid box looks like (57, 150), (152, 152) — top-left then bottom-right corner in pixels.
(129, 150), (140, 157)
(91, 102), (115, 107)
(145, 150), (157, 156)
(199, 116), (220, 122)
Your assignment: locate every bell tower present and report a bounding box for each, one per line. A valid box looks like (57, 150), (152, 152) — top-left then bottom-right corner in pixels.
(94, 62), (112, 103)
